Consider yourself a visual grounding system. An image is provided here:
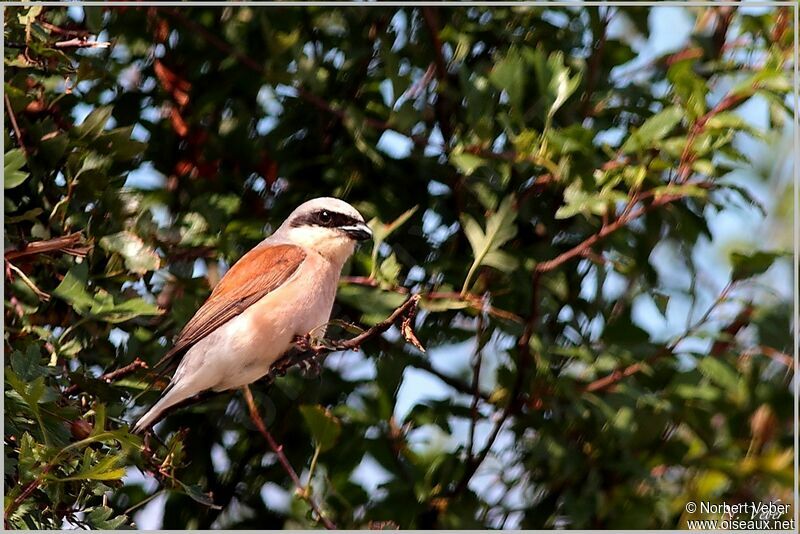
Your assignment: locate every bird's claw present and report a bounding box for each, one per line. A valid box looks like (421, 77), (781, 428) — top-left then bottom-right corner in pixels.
(293, 334), (313, 352)
(298, 355), (322, 377)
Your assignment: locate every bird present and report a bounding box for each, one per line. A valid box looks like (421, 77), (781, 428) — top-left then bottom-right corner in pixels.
(132, 197), (372, 433)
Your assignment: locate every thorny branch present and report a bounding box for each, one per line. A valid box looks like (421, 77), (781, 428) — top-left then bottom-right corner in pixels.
(340, 276), (524, 324)
(269, 295), (424, 379)
(241, 385), (337, 530)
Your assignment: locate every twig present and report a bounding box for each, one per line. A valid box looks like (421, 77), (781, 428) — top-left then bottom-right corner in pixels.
(38, 20), (90, 38)
(53, 38), (110, 49)
(339, 277), (523, 324)
(402, 62), (436, 100)
(241, 385), (336, 530)
(747, 345), (794, 369)
(580, 8), (611, 117)
(534, 193), (681, 274)
(421, 7), (453, 141)
(676, 92), (748, 183)
(4, 465), (55, 525)
(584, 284), (739, 393)
(5, 232), (89, 262)
(5, 260), (50, 301)
(451, 272), (541, 496)
(160, 7), (428, 146)
(63, 358), (149, 396)
(465, 312), (486, 465)
(5, 94), (28, 155)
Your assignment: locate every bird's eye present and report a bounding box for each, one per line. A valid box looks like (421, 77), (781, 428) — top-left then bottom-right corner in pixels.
(319, 210), (332, 224)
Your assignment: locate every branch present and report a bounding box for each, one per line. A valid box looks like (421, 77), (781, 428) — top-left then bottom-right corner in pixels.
(339, 277), (523, 324)
(580, 8), (611, 117)
(5, 232), (89, 262)
(38, 20), (90, 38)
(5, 465), (55, 527)
(53, 38), (110, 49)
(161, 7), (427, 147)
(241, 385), (336, 530)
(451, 272), (541, 496)
(676, 92), (748, 183)
(159, 8), (263, 72)
(5, 260), (50, 301)
(420, 7), (453, 141)
(533, 195), (666, 274)
(269, 295), (423, 379)
(465, 313), (486, 465)
(63, 358), (149, 396)
(5, 94), (28, 155)
(584, 285), (744, 393)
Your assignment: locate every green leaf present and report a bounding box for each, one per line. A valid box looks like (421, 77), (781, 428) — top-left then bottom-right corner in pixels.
(10, 346), (43, 382)
(621, 106), (683, 153)
(461, 195), (517, 294)
(489, 47), (525, 109)
(368, 205), (418, 279)
(555, 179), (627, 220)
(377, 253), (402, 286)
(53, 262), (161, 322)
(449, 152), (485, 176)
(697, 358), (739, 393)
(51, 262), (96, 315)
(299, 405), (341, 452)
(733, 68), (792, 97)
(17, 6), (42, 25)
(370, 205), (418, 249)
(99, 231), (161, 274)
(482, 249), (518, 272)
(4, 149), (29, 189)
(52, 451), (126, 481)
(86, 506), (129, 529)
(729, 250), (788, 281)
(667, 59), (708, 121)
(172, 479), (221, 508)
(530, 49), (582, 121)
(74, 106), (113, 140)
(650, 184), (708, 200)
(336, 285), (407, 325)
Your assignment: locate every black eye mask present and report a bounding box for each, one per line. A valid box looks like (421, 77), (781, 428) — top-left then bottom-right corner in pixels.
(290, 209), (362, 229)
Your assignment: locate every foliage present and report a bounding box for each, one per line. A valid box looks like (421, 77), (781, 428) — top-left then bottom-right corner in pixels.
(4, 5), (794, 529)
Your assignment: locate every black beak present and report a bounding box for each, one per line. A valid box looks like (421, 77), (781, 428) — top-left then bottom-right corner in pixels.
(341, 223), (373, 241)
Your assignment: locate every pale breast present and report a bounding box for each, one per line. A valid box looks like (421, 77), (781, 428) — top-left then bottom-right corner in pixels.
(171, 251), (345, 392)
(227, 252), (339, 353)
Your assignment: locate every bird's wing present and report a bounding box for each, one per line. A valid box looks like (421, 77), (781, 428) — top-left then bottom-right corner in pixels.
(155, 243), (307, 370)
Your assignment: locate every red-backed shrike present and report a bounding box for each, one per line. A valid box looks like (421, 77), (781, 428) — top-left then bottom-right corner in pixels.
(133, 197), (372, 432)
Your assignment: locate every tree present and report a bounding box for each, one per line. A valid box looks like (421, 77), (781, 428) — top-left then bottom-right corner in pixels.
(4, 5), (794, 529)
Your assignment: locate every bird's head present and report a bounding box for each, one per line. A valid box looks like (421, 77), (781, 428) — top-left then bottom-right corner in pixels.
(274, 197), (372, 264)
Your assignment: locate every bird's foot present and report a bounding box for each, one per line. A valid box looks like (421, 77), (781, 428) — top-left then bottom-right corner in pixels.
(293, 333), (313, 353)
(297, 355), (323, 378)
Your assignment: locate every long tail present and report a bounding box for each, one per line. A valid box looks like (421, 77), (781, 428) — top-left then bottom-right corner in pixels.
(132, 384), (186, 434)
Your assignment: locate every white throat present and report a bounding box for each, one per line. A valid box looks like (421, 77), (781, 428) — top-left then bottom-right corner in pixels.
(269, 225), (357, 267)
